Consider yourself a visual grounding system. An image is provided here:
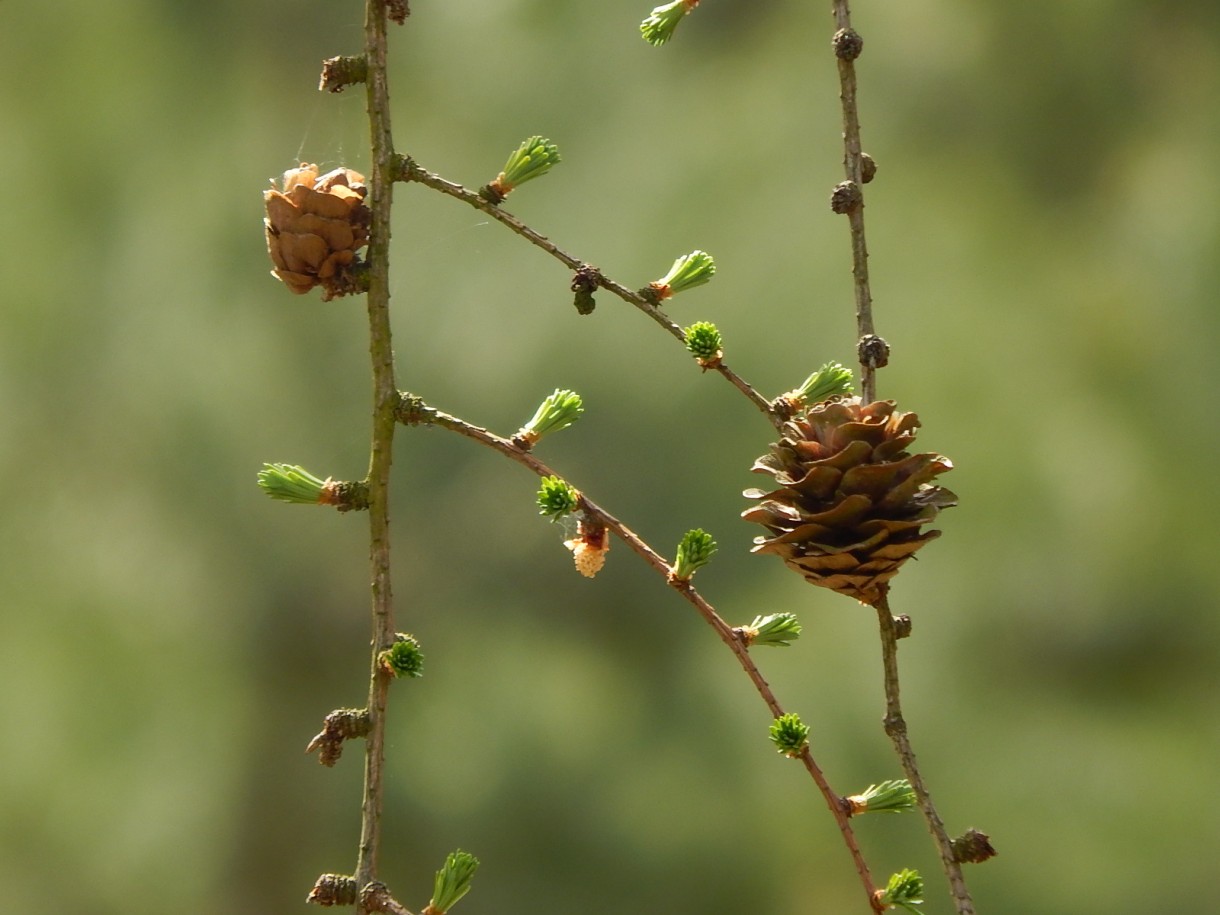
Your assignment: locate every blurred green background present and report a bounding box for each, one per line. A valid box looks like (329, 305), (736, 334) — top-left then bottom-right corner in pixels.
(3, 1), (1218, 912)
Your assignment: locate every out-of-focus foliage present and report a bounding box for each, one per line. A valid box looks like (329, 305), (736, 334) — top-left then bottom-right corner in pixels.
(1, 1), (1217, 913)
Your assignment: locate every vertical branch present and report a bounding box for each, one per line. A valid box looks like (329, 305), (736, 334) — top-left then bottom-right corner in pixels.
(830, 1), (881, 404)
(875, 600), (976, 915)
(828, 4), (980, 911)
(671, 585), (882, 908)
(355, 0), (399, 904)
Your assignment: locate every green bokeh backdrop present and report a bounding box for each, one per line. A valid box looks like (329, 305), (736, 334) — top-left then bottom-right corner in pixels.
(3, 1), (1218, 912)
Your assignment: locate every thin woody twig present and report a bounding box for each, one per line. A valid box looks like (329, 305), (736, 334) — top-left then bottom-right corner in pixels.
(875, 598), (977, 915)
(361, 882), (417, 915)
(830, 1), (880, 404)
(395, 156), (778, 426)
(398, 393), (881, 911)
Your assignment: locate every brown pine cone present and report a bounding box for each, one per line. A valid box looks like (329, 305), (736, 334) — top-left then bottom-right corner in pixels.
(264, 164), (369, 300)
(742, 398), (956, 606)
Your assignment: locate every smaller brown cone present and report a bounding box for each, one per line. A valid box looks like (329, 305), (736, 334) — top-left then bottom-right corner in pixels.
(742, 398), (955, 606)
(264, 164), (370, 300)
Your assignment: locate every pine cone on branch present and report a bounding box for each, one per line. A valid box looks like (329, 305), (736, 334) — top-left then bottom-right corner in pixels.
(264, 164), (370, 300)
(742, 398), (955, 606)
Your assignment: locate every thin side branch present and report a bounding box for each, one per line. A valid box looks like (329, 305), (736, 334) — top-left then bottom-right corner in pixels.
(398, 394), (880, 910)
(396, 156), (778, 426)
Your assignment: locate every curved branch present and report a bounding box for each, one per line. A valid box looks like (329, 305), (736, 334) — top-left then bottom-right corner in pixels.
(398, 393), (881, 911)
(395, 156), (779, 427)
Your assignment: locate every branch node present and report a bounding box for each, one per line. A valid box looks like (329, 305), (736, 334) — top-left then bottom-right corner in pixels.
(636, 284), (664, 307)
(882, 712), (907, 738)
(893, 613), (912, 639)
(328, 479), (371, 512)
(305, 707), (370, 766)
(362, 880), (416, 914)
(571, 264), (602, 314)
(857, 333), (890, 370)
(952, 828), (998, 864)
(384, 0), (409, 25)
(395, 392), (433, 426)
(391, 153), (418, 183)
(833, 27), (864, 60)
(769, 394), (801, 422)
(860, 152), (877, 184)
(319, 55), (368, 93)
(307, 873), (359, 907)
(830, 180), (863, 214)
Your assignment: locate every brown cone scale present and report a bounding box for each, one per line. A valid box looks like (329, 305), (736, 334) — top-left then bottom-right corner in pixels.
(743, 398), (955, 606)
(264, 164), (370, 300)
